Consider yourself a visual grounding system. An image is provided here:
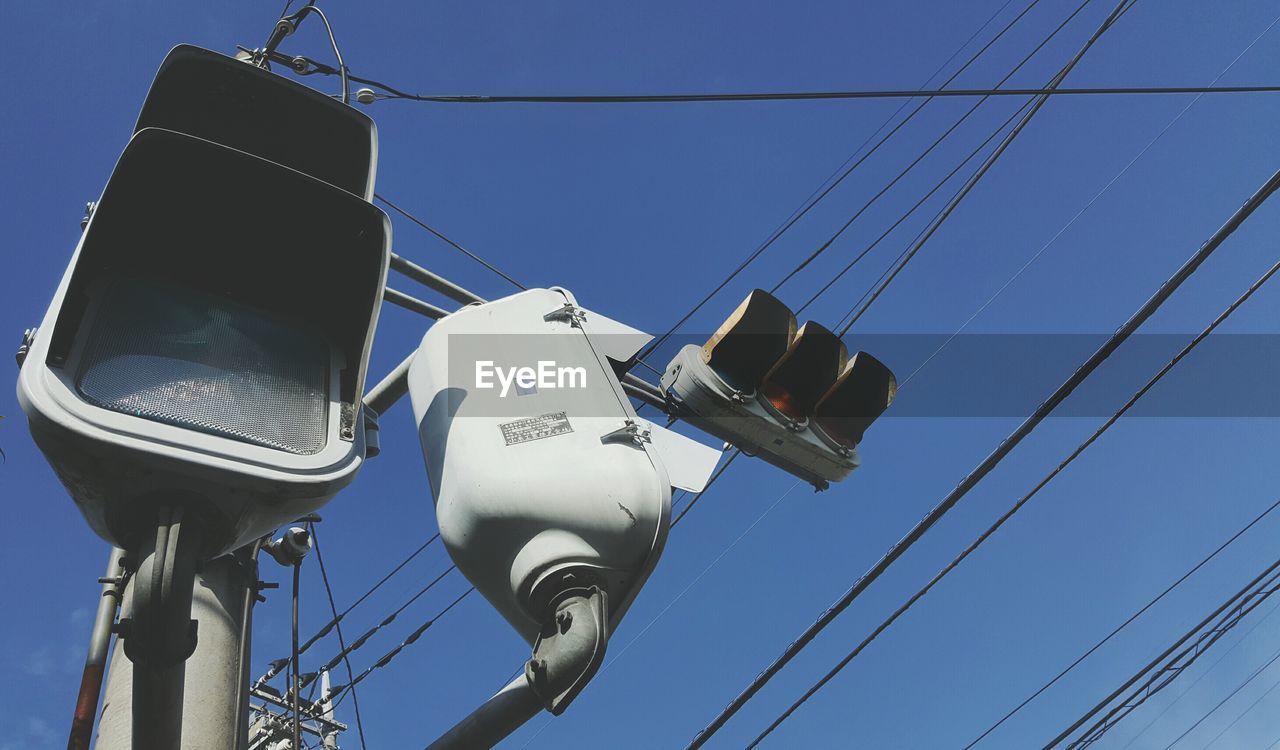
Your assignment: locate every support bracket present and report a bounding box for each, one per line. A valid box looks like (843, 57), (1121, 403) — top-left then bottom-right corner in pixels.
(524, 586), (609, 715)
(543, 302), (587, 328)
(119, 506), (201, 667)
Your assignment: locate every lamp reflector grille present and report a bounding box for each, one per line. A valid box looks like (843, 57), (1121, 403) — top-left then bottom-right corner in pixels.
(75, 278), (329, 455)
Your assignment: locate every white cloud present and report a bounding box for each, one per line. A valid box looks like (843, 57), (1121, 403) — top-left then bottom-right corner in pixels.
(27, 717), (55, 740)
(68, 607), (90, 627)
(22, 646), (54, 678)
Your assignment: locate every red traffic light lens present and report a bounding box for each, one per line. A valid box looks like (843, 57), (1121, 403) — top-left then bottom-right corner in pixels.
(761, 382), (802, 419)
(759, 322), (846, 420)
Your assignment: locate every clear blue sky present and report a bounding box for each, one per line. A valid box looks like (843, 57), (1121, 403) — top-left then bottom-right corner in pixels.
(4, 1), (1280, 748)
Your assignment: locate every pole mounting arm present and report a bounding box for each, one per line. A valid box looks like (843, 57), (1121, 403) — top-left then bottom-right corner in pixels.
(117, 506), (201, 667)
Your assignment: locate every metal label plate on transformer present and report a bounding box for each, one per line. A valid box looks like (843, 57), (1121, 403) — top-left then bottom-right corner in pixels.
(500, 412), (574, 446)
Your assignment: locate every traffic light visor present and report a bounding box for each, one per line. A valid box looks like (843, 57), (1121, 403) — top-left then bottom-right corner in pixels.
(47, 128), (389, 408)
(136, 45), (377, 198)
(701, 290), (797, 392)
(813, 352), (897, 447)
(760, 322), (847, 420)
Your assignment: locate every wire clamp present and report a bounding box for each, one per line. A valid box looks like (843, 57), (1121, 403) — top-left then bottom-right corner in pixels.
(544, 302), (587, 327)
(600, 419), (652, 447)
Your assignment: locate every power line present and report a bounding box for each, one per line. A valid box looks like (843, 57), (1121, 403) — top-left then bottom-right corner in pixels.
(272, 4), (1280, 742)
(616, 480), (803, 672)
(746, 248), (1280, 747)
(1117, 602), (1280, 749)
(1162, 644), (1280, 748)
(296, 533), (441, 657)
(633, 0), (1049, 363)
(375, 193), (526, 291)
(513, 476), (808, 747)
(1201, 657), (1280, 749)
(357, 83), (1280, 105)
(1078, 578), (1280, 749)
(308, 524), (369, 750)
(790, 0), (1106, 314)
(835, 0), (1140, 334)
(793, 96), (1032, 315)
(898, 5), (1280, 389)
(964, 14), (1280, 737)
(279, 29), (1280, 105)
(968, 495), (1280, 747)
(313, 564), (459, 675)
(775, 2), (1078, 301)
(639, 0), (1075, 546)
(683, 3), (1150, 744)
(832, 2), (1137, 326)
(781, 0), (1222, 304)
(758, 0), (1021, 290)
(688, 58), (1280, 750)
(1048, 565), (1280, 748)
(671, 451), (741, 527)
(329, 587), (475, 709)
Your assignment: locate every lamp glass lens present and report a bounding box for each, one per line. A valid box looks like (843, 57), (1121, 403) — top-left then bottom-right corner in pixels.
(76, 278), (329, 455)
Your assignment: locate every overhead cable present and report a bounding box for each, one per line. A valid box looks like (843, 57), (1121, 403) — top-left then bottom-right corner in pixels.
(1117, 603), (1280, 749)
(686, 39), (1280, 750)
(784, 0), (1102, 309)
(970, 495), (1280, 747)
(312, 565), (458, 675)
(376, 193), (526, 291)
(1199, 658), (1280, 749)
(308, 523), (369, 749)
(836, 0), (1140, 333)
(749, 253), (1280, 746)
(329, 588), (475, 708)
(296, 533), (441, 657)
(1048, 565), (1280, 748)
(634, 0), (1050, 363)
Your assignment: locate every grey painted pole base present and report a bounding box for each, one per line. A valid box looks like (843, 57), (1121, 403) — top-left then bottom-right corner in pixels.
(96, 555), (251, 750)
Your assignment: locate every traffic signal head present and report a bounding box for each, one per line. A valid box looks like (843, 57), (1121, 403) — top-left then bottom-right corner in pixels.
(16, 47), (389, 557)
(663, 290), (896, 487)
